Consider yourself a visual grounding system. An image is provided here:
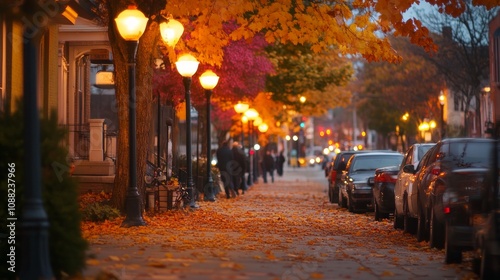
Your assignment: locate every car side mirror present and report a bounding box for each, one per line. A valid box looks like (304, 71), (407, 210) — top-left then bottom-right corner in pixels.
(367, 177), (375, 186)
(402, 164), (416, 174)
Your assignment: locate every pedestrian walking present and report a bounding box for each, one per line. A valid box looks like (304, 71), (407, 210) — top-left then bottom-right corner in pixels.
(276, 150), (285, 177)
(216, 139), (237, 198)
(232, 141), (247, 194)
(262, 149), (276, 183)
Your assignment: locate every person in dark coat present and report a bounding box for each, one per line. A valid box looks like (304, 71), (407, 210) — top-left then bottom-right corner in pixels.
(276, 150), (286, 177)
(216, 139), (237, 198)
(232, 141), (247, 194)
(262, 149), (276, 183)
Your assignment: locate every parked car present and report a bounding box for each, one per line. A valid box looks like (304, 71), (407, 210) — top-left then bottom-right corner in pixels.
(473, 139), (500, 279)
(393, 143), (435, 231)
(370, 165), (399, 221)
(327, 150), (366, 204)
(473, 208), (500, 279)
(403, 138), (495, 264)
(339, 152), (403, 212)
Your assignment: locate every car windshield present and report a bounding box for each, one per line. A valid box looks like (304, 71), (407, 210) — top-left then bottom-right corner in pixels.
(443, 142), (492, 168)
(351, 155), (402, 172)
(417, 145), (433, 161)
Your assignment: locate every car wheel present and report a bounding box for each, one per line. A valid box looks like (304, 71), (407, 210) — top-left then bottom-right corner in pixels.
(339, 190), (346, 208)
(374, 200), (381, 221)
(429, 206), (444, 249)
(445, 222), (462, 264)
(394, 208), (404, 230)
(347, 193), (355, 212)
(403, 197), (417, 234)
(332, 186), (339, 204)
(480, 249), (500, 279)
(416, 196), (428, 242)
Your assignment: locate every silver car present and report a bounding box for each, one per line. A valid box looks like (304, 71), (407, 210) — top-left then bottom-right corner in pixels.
(393, 143), (435, 231)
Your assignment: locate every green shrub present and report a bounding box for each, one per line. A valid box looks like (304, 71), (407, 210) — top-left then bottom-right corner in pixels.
(0, 108), (87, 279)
(81, 202), (120, 222)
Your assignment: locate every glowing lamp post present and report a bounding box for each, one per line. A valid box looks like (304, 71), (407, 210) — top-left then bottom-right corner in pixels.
(258, 123), (269, 133)
(175, 54), (200, 208)
(439, 91), (446, 139)
(115, 5), (148, 227)
(234, 102), (249, 143)
(199, 70), (220, 202)
(244, 108), (259, 186)
(156, 17), (183, 168)
(160, 18), (184, 47)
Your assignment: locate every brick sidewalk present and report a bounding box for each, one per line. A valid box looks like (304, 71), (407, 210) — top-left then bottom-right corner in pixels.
(81, 165), (477, 280)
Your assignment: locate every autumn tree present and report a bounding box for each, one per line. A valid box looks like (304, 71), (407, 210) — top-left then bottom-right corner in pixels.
(153, 30), (273, 150)
(97, 0), (495, 211)
(414, 2), (498, 136)
(355, 36), (444, 149)
(266, 43), (354, 115)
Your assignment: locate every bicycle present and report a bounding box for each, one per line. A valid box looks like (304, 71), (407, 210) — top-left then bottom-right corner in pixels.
(173, 183), (190, 209)
(144, 162), (167, 212)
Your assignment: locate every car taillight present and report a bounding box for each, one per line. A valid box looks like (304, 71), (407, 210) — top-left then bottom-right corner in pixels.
(443, 206), (450, 214)
(375, 173), (397, 183)
(431, 167), (441, 175)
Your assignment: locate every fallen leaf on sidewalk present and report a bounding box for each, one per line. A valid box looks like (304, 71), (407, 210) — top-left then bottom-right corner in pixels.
(147, 262), (167, 268)
(86, 259), (100, 266)
(310, 272), (324, 279)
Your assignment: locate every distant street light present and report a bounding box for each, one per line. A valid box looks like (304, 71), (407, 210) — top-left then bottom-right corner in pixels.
(115, 5), (148, 227)
(439, 90), (446, 139)
(244, 108), (259, 185)
(175, 53), (200, 208)
(234, 102), (249, 144)
(258, 123), (269, 133)
(199, 70), (220, 202)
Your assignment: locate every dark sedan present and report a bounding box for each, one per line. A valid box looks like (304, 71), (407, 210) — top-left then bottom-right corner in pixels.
(327, 150), (367, 204)
(339, 152), (403, 213)
(370, 165), (399, 221)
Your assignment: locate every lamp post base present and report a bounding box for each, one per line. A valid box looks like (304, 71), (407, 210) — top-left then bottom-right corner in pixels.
(121, 193), (146, 227)
(186, 185), (200, 209)
(204, 180), (216, 202)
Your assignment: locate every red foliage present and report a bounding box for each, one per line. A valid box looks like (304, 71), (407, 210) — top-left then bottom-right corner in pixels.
(153, 30), (274, 111)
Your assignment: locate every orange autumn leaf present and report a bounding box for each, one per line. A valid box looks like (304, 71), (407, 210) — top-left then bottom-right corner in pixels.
(86, 259), (100, 266)
(310, 272), (324, 279)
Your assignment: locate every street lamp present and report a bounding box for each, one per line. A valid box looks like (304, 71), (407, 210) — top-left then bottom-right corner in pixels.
(159, 17), (184, 47)
(175, 53), (200, 208)
(292, 135), (299, 167)
(115, 5), (148, 227)
(234, 102), (249, 144)
(155, 17), (184, 169)
(199, 70), (220, 202)
(258, 123), (269, 133)
(482, 86), (494, 135)
(439, 90), (446, 139)
(244, 108), (259, 186)
(20, 2), (53, 277)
